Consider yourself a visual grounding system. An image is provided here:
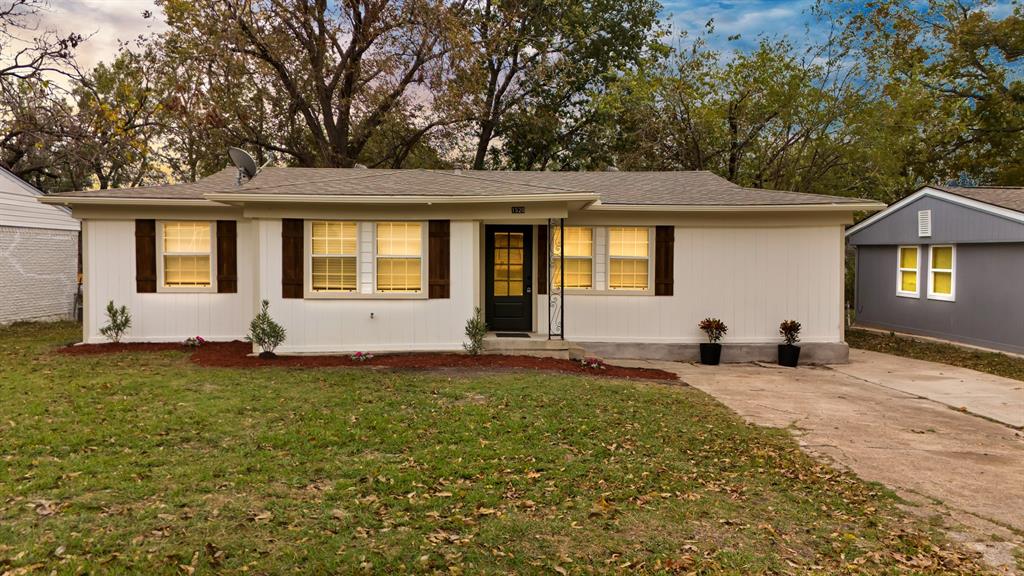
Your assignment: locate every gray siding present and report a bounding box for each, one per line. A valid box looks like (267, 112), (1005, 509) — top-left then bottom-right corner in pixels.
(848, 195), (1024, 245)
(0, 225), (79, 324)
(855, 243), (1024, 354)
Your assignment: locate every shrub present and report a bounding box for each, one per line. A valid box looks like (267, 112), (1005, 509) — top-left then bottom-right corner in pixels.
(580, 357), (606, 370)
(246, 300), (286, 356)
(99, 301), (131, 343)
(698, 317), (727, 343)
(779, 320), (802, 345)
(463, 307), (488, 355)
(350, 351), (374, 362)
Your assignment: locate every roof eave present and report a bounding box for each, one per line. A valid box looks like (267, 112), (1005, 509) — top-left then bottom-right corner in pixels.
(588, 201), (885, 212)
(38, 196), (223, 207)
(202, 192), (600, 205)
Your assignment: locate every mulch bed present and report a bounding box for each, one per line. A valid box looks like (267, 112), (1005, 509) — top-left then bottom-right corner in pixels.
(59, 340), (677, 381)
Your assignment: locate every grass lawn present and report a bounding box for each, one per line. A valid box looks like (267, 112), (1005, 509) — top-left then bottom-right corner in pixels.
(848, 328), (1024, 382)
(0, 323), (987, 575)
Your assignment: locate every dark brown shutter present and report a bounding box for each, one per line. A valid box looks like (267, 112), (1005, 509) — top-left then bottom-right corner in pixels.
(282, 218), (304, 299)
(135, 219), (157, 293)
(654, 225), (674, 296)
(216, 220), (237, 293)
(536, 224), (548, 295)
(428, 220), (450, 299)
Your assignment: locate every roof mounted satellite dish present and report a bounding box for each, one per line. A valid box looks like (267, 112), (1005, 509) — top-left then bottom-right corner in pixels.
(228, 147), (259, 185)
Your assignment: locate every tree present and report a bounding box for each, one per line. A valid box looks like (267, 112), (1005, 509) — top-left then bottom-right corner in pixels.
(0, 0), (83, 184)
(156, 0), (476, 168)
(847, 0), (1023, 185)
(465, 0), (663, 169)
(63, 48), (167, 189)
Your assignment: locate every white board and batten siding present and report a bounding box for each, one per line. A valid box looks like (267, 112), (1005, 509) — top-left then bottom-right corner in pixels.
(256, 218), (478, 353)
(82, 219), (255, 343)
(538, 225), (844, 344)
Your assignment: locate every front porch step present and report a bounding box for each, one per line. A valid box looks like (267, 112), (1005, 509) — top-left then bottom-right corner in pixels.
(482, 333), (586, 360)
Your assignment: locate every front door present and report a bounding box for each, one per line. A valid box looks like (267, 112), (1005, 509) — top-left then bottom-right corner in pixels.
(485, 225), (533, 332)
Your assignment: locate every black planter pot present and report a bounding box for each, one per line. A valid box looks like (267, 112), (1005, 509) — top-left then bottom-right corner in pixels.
(778, 344), (801, 367)
(258, 351), (277, 359)
(699, 343), (722, 365)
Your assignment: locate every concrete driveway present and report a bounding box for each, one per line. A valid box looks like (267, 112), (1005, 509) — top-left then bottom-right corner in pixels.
(622, 353), (1024, 573)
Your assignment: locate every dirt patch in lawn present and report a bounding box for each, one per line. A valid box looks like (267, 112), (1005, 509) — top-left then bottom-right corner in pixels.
(59, 340), (678, 381)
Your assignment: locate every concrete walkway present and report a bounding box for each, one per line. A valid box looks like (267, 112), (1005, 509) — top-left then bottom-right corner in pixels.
(836, 349), (1024, 428)
(619, 355), (1024, 573)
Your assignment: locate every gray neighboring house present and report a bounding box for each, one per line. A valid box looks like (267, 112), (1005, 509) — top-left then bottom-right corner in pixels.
(846, 185), (1024, 354)
(0, 167), (80, 324)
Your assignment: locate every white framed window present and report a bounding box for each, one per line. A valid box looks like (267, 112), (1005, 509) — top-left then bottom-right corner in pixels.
(158, 221), (215, 292)
(928, 245), (955, 301)
(552, 226), (593, 289)
(896, 245), (919, 298)
(608, 226), (651, 290)
(375, 221), (424, 293)
(309, 221), (358, 293)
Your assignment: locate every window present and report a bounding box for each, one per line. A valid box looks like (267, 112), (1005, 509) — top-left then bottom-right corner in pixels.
(609, 227), (650, 290)
(376, 222), (423, 292)
(311, 221), (357, 292)
(928, 245), (955, 301)
(551, 226), (592, 289)
(897, 246), (919, 297)
(161, 221), (213, 289)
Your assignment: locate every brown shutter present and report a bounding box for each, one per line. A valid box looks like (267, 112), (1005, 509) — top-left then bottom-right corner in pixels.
(428, 220), (450, 299)
(216, 220), (237, 293)
(282, 219), (304, 299)
(536, 224), (548, 295)
(135, 219), (157, 293)
(654, 225), (674, 296)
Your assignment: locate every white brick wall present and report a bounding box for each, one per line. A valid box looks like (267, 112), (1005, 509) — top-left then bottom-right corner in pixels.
(0, 225), (79, 324)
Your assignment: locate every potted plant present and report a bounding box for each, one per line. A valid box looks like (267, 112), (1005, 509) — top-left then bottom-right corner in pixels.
(247, 300), (287, 358)
(778, 320), (801, 367)
(697, 318), (727, 365)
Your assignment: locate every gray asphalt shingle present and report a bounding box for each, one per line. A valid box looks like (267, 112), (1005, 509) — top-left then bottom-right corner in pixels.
(47, 167), (872, 206)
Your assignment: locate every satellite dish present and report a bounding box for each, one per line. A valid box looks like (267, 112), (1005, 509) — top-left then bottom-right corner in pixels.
(228, 147), (259, 183)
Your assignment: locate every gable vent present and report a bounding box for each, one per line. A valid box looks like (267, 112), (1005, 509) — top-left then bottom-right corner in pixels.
(917, 210), (932, 237)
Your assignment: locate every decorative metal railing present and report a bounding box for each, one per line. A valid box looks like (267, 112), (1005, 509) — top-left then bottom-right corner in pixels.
(547, 218), (565, 340)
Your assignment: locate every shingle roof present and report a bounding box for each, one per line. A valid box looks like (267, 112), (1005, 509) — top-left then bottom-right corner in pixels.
(47, 166), (873, 207)
(929, 185), (1024, 214)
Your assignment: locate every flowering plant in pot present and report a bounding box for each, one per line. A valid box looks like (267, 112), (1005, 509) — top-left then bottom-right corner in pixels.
(778, 320), (801, 367)
(697, 318), (727, 365)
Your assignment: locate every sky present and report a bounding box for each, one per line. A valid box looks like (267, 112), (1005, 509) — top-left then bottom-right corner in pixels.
(40, 0), (829, 71)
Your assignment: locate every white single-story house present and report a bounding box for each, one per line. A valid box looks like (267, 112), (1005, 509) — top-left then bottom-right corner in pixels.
(40, 167), (882, 362)
(1, 166), (80, 324)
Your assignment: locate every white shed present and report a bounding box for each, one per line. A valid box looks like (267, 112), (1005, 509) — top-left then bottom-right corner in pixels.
(0, 167), (80, 324)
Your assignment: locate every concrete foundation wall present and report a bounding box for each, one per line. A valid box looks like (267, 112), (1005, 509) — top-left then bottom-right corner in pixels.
(580, 341), (850, 364)
(0, 225), (78, 324)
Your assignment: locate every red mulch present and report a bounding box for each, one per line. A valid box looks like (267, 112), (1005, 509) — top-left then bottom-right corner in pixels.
(58, 340), (677, 381)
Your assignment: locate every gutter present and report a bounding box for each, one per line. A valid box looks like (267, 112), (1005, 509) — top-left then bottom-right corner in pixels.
(39, 196), (222, 207)
(588, 201), (886, 213)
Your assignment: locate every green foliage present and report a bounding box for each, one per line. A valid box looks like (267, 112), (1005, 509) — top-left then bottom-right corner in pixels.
(98, 300), (131, 343)
(698, 317), (728, 343)
(463, 307), (488, 355)
(779, 320), (802, 345)
(246, 299), (286, 355)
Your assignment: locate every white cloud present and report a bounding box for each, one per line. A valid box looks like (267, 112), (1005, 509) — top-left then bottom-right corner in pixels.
(38, 0), (165, 69)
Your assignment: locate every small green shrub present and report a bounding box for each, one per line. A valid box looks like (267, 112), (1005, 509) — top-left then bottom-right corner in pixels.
(247, 300), (286, 356)
(99, 301), (131, 343)
(698, 317), (727, 343)
(463, 307), (488, 355)
(779, 320), (802, 345)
